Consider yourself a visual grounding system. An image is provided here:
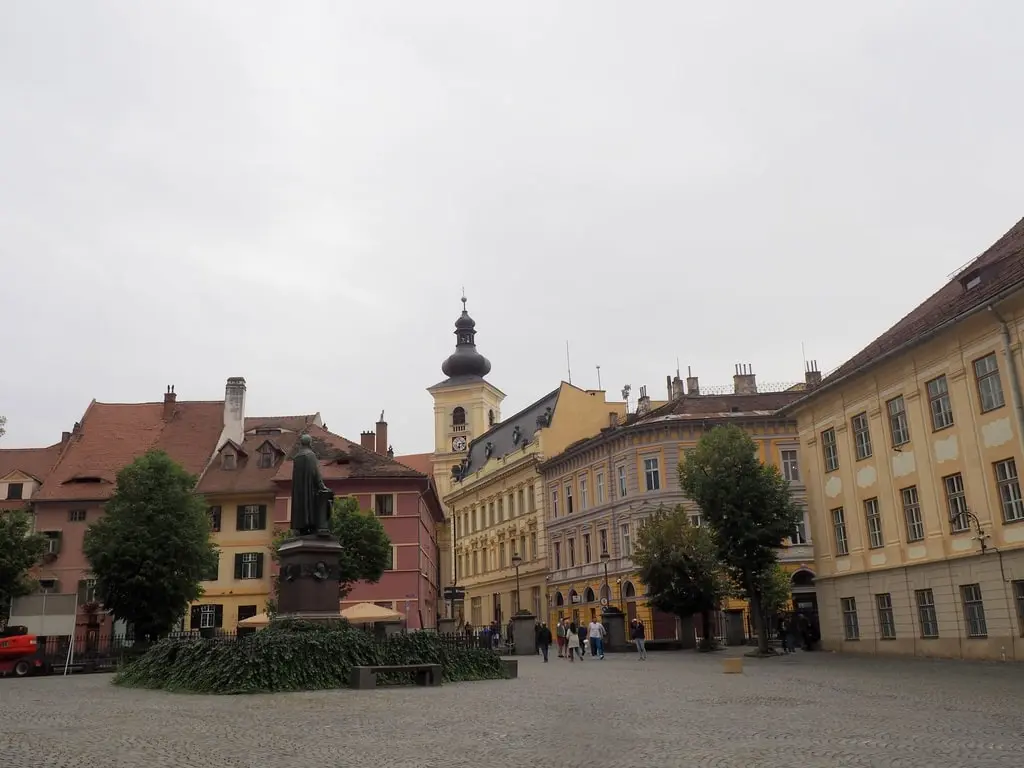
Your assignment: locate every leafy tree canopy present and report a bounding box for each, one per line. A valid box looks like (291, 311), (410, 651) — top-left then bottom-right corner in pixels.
(0, 415), (7, 440)
(0, 508), (46, 624)
(83, 450), (217, 639)
(679, 425), (799, 652)
(758, 563), (793, 617)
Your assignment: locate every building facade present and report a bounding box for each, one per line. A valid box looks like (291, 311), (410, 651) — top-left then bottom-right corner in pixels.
(539, 367), (817, 637)
(0, 438), (63, 514)
(786, 216), (1024, 660)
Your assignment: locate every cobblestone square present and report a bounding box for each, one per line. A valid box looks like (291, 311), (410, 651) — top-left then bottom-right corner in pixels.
(1, 649), (1022, 767)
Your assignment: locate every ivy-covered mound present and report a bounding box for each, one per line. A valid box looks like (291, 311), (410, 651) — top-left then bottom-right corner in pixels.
(113, 619), (507, 694)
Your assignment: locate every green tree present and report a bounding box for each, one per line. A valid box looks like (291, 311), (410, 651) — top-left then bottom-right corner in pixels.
(633, 505), (731, 650)
(83, 450), (217, 640)
(0, 508), (46, 625)
(266, 496), (391, 615)
(679, 425), (799, 654)
(758, 563), (792, 618)
(0, 415), (7, 440)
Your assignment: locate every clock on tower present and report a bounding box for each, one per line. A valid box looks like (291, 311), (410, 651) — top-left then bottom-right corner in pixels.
(452, 435), (467, 452)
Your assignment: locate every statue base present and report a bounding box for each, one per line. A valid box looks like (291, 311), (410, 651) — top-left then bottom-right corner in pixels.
(277, 534), (344, 616)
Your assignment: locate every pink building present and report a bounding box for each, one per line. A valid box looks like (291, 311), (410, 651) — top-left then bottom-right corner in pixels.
(271, 419), (444, 629)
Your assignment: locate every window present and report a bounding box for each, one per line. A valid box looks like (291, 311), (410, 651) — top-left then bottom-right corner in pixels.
(386, 546), (398, 570)
(567, 537), (576, 567)
(864, 498), (884, 549)
(960, 583), (988, 638)
(238, 605), (258, 624)
(995, 458), (1024, 523)
(199, 605), (218, 630)
(43, 531), (61, 555)
(927, 375), (954, 430)
(821, 428), (839, 472)
(781, 449), (800, 482)
(498, 542), (506, 569)
(472, 550), (479, 575)
(617, 465), (627, 497)
(598, 528), (608, 556)
(519, 535), (526, 561)
(901, 486), (925, 542)
(488, 502), (495, 527)
(583, 533), (592, 564)
(851, 412), (872, 460)
(875, 593), (896, 639)
(235, 552), (264, 580)
(689, 514), (703, 528)
(643, 457), (661, 492)
(517, 489), (524, 517)
(841, 597), (859, 640)
(37, 579), (58, 594)
(887, 395), (910, 447)
(792, 510), (808, 545)
(943, 473), (970, 533)
(579, 477), (588, 510)
(553, 541), (561, 570)
(1013, 581), (1024, 636)
(77, 578), (98, 603)
(208, 506), (222, 533)
(596, 472), (605, 504)
(257, 445), (275, 469)
(372, 494), (394, 517)
(68, 509), (86, 522)
(974, 353), (1005, 412)
(621, 523), (632, 556)
(565, 483), (574, 515)
(530, 532), (538, 561)
(551, 490), (559, 519)
(831, 507), (848, 556)
(237, 505), (266, 531)
(916, 588), (939, 638)
(222, 452), (236, 470)
(5, 482), (23, 500)
(452, 406), (466, 426)
(497, 498), (504, 522)
(528, 488), (536, 513)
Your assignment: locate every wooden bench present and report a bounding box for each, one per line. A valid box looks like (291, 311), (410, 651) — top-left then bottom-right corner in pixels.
(350, 663), (443, 690)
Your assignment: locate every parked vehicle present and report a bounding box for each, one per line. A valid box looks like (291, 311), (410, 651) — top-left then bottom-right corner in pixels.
(0, 626), (49, 677)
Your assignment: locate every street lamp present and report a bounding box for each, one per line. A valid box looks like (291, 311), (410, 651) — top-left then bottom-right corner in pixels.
(600, 549), (610, 608)
(512, 552), (523, 613)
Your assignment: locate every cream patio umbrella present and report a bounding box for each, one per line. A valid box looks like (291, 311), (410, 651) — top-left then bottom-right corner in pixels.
(237, 612), (272, 629)
(340, 602), (403, 623)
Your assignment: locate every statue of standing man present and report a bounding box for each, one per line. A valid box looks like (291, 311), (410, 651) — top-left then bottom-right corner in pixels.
(290, 434), (334, 536)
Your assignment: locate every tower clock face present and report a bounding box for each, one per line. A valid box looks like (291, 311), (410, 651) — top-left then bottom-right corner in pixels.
(452, 436), (467, 452)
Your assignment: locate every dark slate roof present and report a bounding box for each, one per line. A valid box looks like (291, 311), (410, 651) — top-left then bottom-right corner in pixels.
(460, 388), (560, 476)
(429, 373), (492, 390)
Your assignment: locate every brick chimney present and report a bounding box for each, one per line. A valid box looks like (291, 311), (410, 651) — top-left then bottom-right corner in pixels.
(61, 430), (71, 446)
(666, 374), (684, 400)
(805, 359), (823, 389)
(163, 385), (177, 421)
(733, 363), (757, 395)
(636, 385), (651, 416)
(218, 377), (246, 448)
(375, 412), (388, 456)
(360, 431), (375, 451)
(686, 366), (700, 396)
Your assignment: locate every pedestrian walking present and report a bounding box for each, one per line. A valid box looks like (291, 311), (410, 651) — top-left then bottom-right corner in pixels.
(576, 623), (587, 658)
(587, 618), (606, 659)
(537, 622), (552, 662)
(556, 619), (566, 657)
(630, 618), (647, 660)
(567, 621), (583, 661)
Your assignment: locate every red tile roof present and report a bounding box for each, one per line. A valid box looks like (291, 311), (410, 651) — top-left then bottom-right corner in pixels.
(271, 424), (426, 483)
(394, 452), (433, 475)
(0, 442), (64, 511)
(802, 216), (1024, 401)
(33, 399), (225, 502)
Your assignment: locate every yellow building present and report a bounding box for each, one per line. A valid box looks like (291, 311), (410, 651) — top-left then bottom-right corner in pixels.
(784, 216), (1024, 660)
(192, 398), (323, 632)
(538, 367), (818, 638)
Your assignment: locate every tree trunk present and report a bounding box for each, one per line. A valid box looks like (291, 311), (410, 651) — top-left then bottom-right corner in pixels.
(747, 580), (770, 654)
(700, 611), (714, 651)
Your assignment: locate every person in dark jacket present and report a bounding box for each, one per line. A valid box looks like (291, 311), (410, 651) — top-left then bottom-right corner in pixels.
(630, 618), (647, 660)
(536, 622), (553, 662)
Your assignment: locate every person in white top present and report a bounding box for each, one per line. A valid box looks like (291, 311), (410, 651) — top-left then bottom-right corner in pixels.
(587, 619), (606, 659)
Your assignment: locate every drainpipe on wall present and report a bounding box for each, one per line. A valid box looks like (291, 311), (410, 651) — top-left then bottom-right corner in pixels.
(988, 306), (1024, 455)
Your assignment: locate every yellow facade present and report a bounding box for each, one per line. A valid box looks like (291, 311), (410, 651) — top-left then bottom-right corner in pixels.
(190, 492), (275, 631)
(790, 288), (1024, 660)
(440, 383), (626, 626)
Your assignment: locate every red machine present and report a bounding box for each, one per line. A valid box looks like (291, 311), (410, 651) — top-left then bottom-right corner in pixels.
(0, 626), (48, 677)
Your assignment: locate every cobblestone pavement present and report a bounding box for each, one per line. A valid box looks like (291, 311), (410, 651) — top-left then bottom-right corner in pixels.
(2, 649), (1023, 768)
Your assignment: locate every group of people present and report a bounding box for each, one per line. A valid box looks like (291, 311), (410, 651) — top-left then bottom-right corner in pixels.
(541, 617), (607, 662)
(776, 612), (820, 653)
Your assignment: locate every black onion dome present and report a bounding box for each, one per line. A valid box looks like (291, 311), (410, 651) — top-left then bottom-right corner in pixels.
(441, 298), (492, 379)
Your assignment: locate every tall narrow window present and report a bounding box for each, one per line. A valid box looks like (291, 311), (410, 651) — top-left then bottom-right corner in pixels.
(960, 583), (988, 638)
(617, 465), (627, 497)
(821, 428), (839, 472)
(875, 593), (896, 639)
(841, 597), (859, 640)
(565, 483), (574, 515)
(995, 458), (1024, 523)
(583, 533), (592, 564)
(553, 542), (561, 570)
(781, 449), (800, 482)
(551, 490), (558, 519)
(579, 477), (588, 510)
(901, 486), (925, 542)
(598, 528), (608, 555)
(851, 412), (872, 460)
(915, 588), (939, 638)
(791, 509), (808, 545)
(864, 498), (884, 549)
(567, 537), (576, 567)
(831, 507), (849, 556)
(596, 472), (606, 504)
(927, 375), (954, 430)
(887, 395), (910, 447)
(974, 353), (1005, 412)
(621, 523), (631, 556)
(944, 473), (970, 533)
(643, 457), (661, 491)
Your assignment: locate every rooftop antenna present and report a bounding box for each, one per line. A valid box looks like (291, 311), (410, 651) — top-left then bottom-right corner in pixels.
(596, 365), (602, 390)
(566, 341), (572, 385)
(801, 341), (807, 372)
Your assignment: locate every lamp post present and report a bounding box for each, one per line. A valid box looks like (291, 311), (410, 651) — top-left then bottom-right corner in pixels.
(512, 552), (523, 613)
(600, 549), (610, 608)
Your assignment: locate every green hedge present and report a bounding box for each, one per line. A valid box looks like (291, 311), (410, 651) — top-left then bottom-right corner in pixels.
(113, 619), (507, 694)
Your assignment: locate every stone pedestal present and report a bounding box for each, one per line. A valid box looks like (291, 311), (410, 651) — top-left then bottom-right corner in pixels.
(276, 535), (344, 619)
(510, 613), (537, 656)
(601, 611), (626, 651)
(438, 618), (457, 634)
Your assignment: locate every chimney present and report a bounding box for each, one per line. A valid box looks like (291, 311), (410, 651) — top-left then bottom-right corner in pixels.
(220, 377), (246, 448)
(163, 385), (177, 421)
(636, 385), (651, 416)
(375, 411), (388, 456)
(733, 363), (758, 395)
(609, 412), (620, 428)
(805, 359), (823, 389)
(686, 366), (700, 396)
(360, 431), (376, 451)
(61, 430), (71, 446)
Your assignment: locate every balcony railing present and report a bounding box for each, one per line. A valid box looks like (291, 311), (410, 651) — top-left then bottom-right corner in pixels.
(451, 424), (467, 433)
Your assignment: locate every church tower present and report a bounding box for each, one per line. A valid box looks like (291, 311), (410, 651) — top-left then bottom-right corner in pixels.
(428, 296), (505, 607)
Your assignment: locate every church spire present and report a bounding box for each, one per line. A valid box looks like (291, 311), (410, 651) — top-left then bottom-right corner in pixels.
(441, 294), (492, 379)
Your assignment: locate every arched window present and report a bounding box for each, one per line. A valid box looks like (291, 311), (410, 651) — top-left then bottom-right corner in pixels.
(584, 587), (596, 603)
(599, 584), (611, 602)
(568, 589), (578, 605)
(555, 591), (564, 607)
(623, 581), (637, 599)
(452, 407), (466, 426)
(791, 569), (816, 588)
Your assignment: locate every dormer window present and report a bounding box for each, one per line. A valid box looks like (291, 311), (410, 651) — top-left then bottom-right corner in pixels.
(961, 270), (982, 291)
(222, 451), (236, 470)
(258, 445), (276, 469)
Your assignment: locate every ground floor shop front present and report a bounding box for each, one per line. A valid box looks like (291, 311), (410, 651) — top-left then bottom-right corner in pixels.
(461, 572), (546, 627)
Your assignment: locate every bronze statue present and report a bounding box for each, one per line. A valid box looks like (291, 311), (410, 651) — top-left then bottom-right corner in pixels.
(290, 434), (334, 536)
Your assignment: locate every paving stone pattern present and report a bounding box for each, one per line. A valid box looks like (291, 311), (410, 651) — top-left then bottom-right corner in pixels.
(2, 649), (1023, 767)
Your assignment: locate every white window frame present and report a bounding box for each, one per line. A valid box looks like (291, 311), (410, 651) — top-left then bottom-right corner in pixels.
(596, 472), (605, 504)
(831, 507), (849, 556)
(927, 375), (954, 430)
(961, 583), (988, 638)
(579, 476), (588, 510)
(199, 605), (217, 630)
(240, 505), (261, 531)
(780, 449), (800, 482)
(864, 498), (884, 549)
(643, 456), (661, 492)
(944, 473), (970, 533)
(851, 412), (872, 460)
(240, 552), (259, 579)
(822, 428), (839, 472)
(995, 458), (1024, 523)
(887, 395), (910, 447)
(621, 522), (632, 557)
(974, 353), (1005, 413)
(617, 465), (627, 498)
(901, 486), (925, 542)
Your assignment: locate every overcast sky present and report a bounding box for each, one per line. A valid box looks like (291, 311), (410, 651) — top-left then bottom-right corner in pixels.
(3, 1), (1024, 453)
